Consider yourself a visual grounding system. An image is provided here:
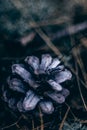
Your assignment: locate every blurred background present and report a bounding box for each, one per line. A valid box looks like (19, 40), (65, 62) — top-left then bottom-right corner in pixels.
(0, 0), (87, 129)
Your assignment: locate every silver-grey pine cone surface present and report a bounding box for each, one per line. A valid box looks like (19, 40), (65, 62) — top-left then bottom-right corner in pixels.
(2, 54), (72, 114)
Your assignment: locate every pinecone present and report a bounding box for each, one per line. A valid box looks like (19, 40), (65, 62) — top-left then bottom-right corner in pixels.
(2, 54), (72, 114)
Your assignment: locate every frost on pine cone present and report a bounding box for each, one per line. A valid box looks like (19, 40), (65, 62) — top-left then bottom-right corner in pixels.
(2, 54), (72, 114)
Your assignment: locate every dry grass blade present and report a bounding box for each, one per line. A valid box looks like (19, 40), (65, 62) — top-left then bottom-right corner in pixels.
(80, 120), (87, 124)
(70, 37), (87, 110)
(20, 32), (36, 46)
(34, 24), (87, 90)
(32, 23), (87, 92)
(65, 103), (78, 121)
(67, 65), (87, 89)
(75, 61), (87, 111)
(77, 48), (87, 85)
(1, 116), (22, 130)
(71, 37), (87, 88)
(35, 28), (63, 57)
(59, 106), (70, 130)
(32, 122), (51, 130)
(81, 37), (87, 48)
(10, 0), (23, 9)
(10, 0), (70, 29)
(52, 22), (87, 40)
(32, 119), (35, 130)
(29, 16), (70, 28)
(65, 103), (87, 124)
(39, 107), (44, 130)
(74, 48), (87, 88)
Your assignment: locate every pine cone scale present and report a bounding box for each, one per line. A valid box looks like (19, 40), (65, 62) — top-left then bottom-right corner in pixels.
(2, 54), (72, 114)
